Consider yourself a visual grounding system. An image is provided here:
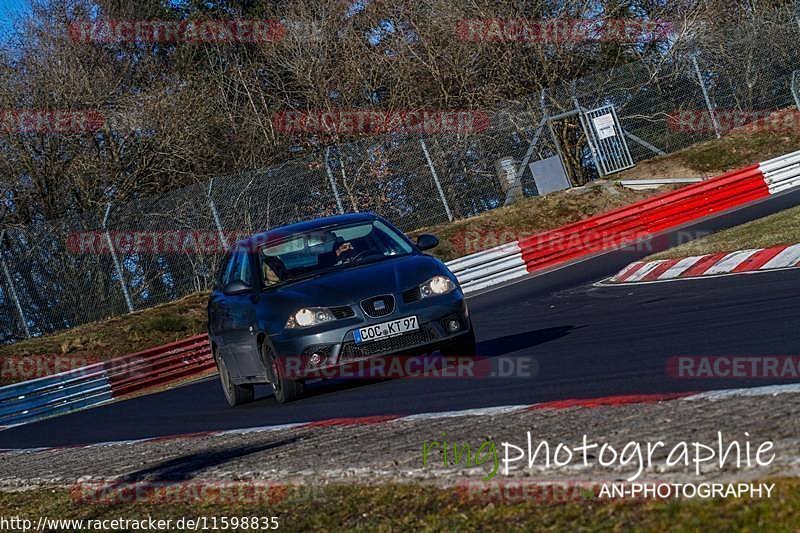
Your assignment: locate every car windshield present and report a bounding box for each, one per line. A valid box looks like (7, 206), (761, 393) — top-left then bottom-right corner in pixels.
(259, 220), (414, 287)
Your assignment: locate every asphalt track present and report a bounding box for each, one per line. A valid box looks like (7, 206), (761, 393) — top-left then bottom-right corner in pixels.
(5, 189), (800, 449)
(3, 263), (800, 449)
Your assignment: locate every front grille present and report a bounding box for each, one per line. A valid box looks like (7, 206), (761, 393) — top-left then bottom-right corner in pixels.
(301, 344), (335, 357)
(402, 287), (421, 303)
(340, 325), (438, 361)
(360, 294), (395, 318)
(330, 306), (355, 319)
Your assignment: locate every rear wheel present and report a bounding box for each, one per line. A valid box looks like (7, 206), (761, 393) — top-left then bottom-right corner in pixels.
(262, 342), (304, 404)
(217, 352), (255, 407)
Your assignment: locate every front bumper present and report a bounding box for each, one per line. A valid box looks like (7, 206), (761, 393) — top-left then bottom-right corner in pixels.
(270, 291), (469, 379)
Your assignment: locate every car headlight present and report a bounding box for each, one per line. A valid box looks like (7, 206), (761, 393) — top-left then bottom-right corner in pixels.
(286, 307), (336, 329)
(419, 275), (455, 298)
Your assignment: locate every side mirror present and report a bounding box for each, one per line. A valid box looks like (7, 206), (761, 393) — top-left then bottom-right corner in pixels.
(223, 280), (252, 295)
(416, 233), (439, 251)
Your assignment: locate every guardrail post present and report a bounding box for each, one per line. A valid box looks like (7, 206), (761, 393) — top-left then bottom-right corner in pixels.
(324, 146), (345, 214)
(207, 178), (230, 250)
(103, 203), (134, 313)
(691, 54), (721, 138)
(419, 138), (453, 222)
(0, 230), (30, 338)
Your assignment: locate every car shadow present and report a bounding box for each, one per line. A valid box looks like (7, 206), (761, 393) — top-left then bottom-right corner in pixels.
(112, 437), (298, 482)
(264, 325), (578, 403)
(476, 325), (580, 357)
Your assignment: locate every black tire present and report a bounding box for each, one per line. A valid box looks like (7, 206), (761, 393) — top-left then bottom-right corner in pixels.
(217, 353), (255, 407)
(261, 342), (304, 404)
(440, 327), (477, 358)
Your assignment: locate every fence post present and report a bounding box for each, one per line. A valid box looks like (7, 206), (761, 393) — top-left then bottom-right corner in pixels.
(324, 147), (345, 214)
(207, 178), (230, 250)
(542, 89), (573, 184)
(691, 54), (721, 138)
(0, 230), (30, 338)
(419, 138), (453, 222)
(103, 203), (134, 313)
(570, 92), (601, 180)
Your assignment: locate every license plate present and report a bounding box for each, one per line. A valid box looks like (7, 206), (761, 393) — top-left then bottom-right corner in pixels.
(354, 316), (418, 344)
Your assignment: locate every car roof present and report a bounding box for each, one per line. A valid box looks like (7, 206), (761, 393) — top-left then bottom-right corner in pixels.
(232, 212), (380, 251)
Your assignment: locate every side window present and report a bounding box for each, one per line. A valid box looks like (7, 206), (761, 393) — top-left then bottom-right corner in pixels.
(222, 252), (253, 286)
(234, 252), (254, 286)
(218, 253), (236, 289)
(219, 251), (253, 288)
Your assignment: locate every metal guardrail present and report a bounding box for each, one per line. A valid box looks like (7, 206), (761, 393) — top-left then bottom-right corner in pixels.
(0, 334), (214, 427)
(616, 178), (704, 190)
(761, 150), (800, 194)
(447, 149), (800, 294)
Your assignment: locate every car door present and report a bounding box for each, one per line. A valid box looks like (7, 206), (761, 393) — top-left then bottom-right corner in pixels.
(208, 251), (237, 366)
(224, 250), (264, 381)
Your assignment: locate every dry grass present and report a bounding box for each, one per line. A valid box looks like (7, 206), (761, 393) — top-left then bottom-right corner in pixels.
(0, 478), (797, 531)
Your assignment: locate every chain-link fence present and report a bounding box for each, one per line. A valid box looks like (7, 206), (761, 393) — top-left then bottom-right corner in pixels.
(2, 18), (800, 344)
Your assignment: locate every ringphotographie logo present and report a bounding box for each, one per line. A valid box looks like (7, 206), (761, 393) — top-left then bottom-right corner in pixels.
(422, 432), (776, 482)
(454, 479), (775, 504)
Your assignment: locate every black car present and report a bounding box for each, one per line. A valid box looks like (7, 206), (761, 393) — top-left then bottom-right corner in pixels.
(208, 212), (475, 405)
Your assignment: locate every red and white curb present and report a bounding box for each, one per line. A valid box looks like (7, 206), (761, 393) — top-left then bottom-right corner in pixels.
(608, 243), (800, 284)
(3, 384), (798, 455)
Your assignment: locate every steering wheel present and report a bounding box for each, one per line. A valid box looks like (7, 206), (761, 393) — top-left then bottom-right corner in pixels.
(342, 249), (372, 264)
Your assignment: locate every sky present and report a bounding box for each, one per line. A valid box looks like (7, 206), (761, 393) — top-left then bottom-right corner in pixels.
(0, 0), (32, 41)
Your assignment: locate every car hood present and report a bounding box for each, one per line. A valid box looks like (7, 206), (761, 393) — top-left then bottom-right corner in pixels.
(267, 254), (451, 307)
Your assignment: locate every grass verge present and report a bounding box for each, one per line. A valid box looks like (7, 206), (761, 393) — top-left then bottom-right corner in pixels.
(645, 203), (800, 260)
(0, 478), (797, 531)
(0, 292), (209, 386)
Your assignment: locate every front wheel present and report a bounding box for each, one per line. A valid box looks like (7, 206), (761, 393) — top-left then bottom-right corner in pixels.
(262, 342), (304, 404)
(440, 327), (477, 358)
(217, 353), (255, 407)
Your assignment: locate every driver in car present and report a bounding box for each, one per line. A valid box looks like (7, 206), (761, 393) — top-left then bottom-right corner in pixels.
(334, 239), (357, 263)
(316, 231), (359, 267)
